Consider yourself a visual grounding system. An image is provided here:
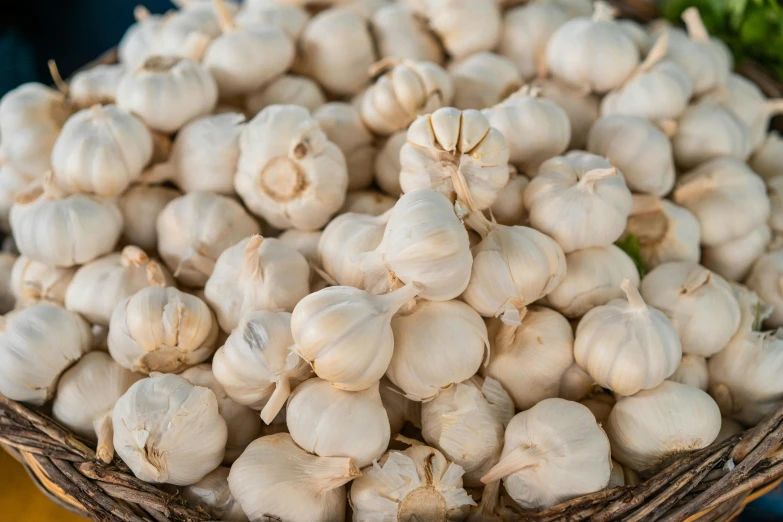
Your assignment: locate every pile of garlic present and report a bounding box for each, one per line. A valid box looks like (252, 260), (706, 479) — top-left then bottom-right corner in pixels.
(1, 1), (782, 520)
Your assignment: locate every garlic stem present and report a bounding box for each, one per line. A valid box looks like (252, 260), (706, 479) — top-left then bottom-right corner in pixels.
(47, 60), (69, 96)
(374, 281), (423, 316)
(93, 411), (114, 464)
(260, 375), (290, 425)
(621, 278), (646, 310)
(767, 100), (783, 116)
(449, 163), (478, 212)
(578, 167), (617, 192)
(139, 162), (176, 185)
(304, 457), (361, 492)
(682, 7), (709, 42)
(481, 445), (542, 484)
(465, 210), (496, 239)
(637, 33), (668, 74)
(120, 246), (149, 268)
(133, 5), (150, 22)
(681, 269), (711, 295)
(212, 0), (236, 33)
(175, 244), (216, 279)
(592, 1), (616, 22)
(240, 235), (265, 282)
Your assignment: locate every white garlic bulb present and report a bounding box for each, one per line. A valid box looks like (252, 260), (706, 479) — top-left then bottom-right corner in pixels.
(574, 279), (682, 396)
(52, 351), (143, 462)
(374, 130), (405, 197)
(0, 303), (92, 405)
(116, 56), (218, 133)
(245, 74), (326, 116)
(559, 362), (596, 402)
(746, 251), (783, 328)
(108, 285), (219, 374)
(482, 306), (574, 409)
(387, 298), (488, 401)
(235, 105), (348, 231)
(113, 373), (227, 485)
(750, 131), (783, 181)
(351, 444), (476, 520)
(370, 4), (443, 63)
(672, 101), (753, 170)
(313, 102), (376, 191)
(618, 19), (648, 53)
(533, 77), (600, 149)
(69, 64), (124, 108)
(668, 354), (709, 391)
(319, 211), (388, 289)
(524, 152), (632, 253)
(182, 467), (248, 522)
(235, 0), (309, 41)
(0, 161), (34, 233)
(340, 190), (397, 216)
(277, 229), (321, 266)
(607, 380), (721, 471)
(212, 310), (312, 424)
(640, 262), (740, 356)
(546, 245), (640, 318)
(449, 52), (522, 111)
(10, 256), (75, 308)
(229, 433), (359, 522)
(487, 167), (529, 227)
(154, 2), (234, 62)
(118, 6), (164, 70)
(499, 2), (567, 81)
(420, 0), (501, 60)
(702, 224), (771, 282)
(156, 191), (260, 288)
(292, 282), (421, 391)
(482, 399), (611, 510)
(117, 184), (180, 253)
(379, 377), (421, 434)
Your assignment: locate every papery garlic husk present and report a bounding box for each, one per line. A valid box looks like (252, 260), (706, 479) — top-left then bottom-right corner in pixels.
(524, 152), (632, 253)
(0, 161), (35, 233)
(379, 376), (421, 434)
(229, 433), (359, 522)
(574, 279), (682, 396)
(667, 354), (708, 391)
(370, 4), (444, 63)
(212, 310), (312, 424)
(716, 418), (744, 443)
(533, 77), (600, 149)
(750, 132), (783, 182)
(108, 285), (219, 374)
(314, 102), (376, 190)
(116, 56), (217, 133)
(420, 0), (501, 60)
(235, 0), (309, 41)
(559, 362), (596, 402)
(156, 191), (260, 288)
(487, 167), (528, 226)
(319, 211), (388, 289)
(640, 262), (740, 356)
(481, 398), (611, 510)
(607, 380), (721, 471)
(205, 235), (310, 332)
(0, 303), (92, 405)
(292, 282), (421, 391)
(746, 250), (783, 328)
(278, 229), (321, 266)
(118, 6), (164, 70)
(179, 364), (261, 464)
(387, 298), (488, 401)
(235, 105), (348, 231)
(672, 101), (753, 170)
(287, 378), (390, 468)
(11, 175), (123, 267)
(702, 224), (771, 282)
(449, 52), (522, 111)
(113, 373), (227, 485)
(0, 253), (14, 314)
(587, 115), (675, 196)
(499, 2), (567, 81)
(545, 245), (640, 318)
(69, 64), (125, 107)
(623, 195), (701, 269)
(351, 444), (476, 520)
(245, 74), (326, 116)
(117, 184), (181, 253)
(673, 157), (769, 247)
(374, 130), (405, 196)
(10, 255), (76, 308)
(580, 391), (615, 424)
(52, 351), (143, 463)
(182, 467), (249, 522)
(340, 190), (397, 216)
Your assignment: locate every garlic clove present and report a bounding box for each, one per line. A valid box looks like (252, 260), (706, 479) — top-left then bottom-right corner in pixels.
(667, 353), (709, 391)
(11, 255), (76, 308)
(370, 4), (444, 64)
(69, 64), (125, 108)
(245, 74), (326, 116)
(319, 211), (389, 290)
(181, 467), (249, 522)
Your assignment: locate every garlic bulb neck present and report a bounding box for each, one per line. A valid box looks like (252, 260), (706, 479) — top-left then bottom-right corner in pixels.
(42, 172), (67, 200)
(481, 445), (542, 483)
(681, 268), (711, 295)
(578, 167), (617, 193)
(240, 235), (264, 281)
(120, 245), (149, 268)
(768, 99), (783, 116)
(592, 1), (616, 22)
(146, 263), (168, 288)
(212, 0), (236, 33)
(259, 373), (290, 425)
(465, 210), (497, 239)
(373, 281), (423, 315)
(47, 60), (70, 97)
(621, 278), (646, 310)
(682, 7), (709, 42)
(635, 33), (668, 75)
(303, 456), (361, 492)
(142, 55), (182, 73)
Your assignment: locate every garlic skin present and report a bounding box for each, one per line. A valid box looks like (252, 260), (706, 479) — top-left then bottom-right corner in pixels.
(641, 262), (740, 356)
(0, 162), (33, 233)
(587, 115), (675, 196)
(488, 168), (529, 226)
(0, 303), (92, 405)
(156, 191), (260, 288)
(667, 354), (709, 391)
(499, 3), (567, 81)
(108, 286), (219, 374)
(374, 130), (405, 197)
(750, 132), (783, 182)
(182, 467), (249, 522)
(319, 211), (388, 289)
(116, 56), (218, 133)
(575, 279), (682, 396)
(524, 152), (632, 253)
(113, 373), (227, 485)
(673, 157), (769, 248)
(546, 245), (640, 319)
(370, 4), (443, 63)
(481, 399), (611, 510)
(387, 298), (488, 402)
(292, 283), (421, 391)
(533, 78), (600, 149)
(379, 376), (421, 434)
(313, 102), (376, 191)
(235, 105), (348, 231)
(245, 74), (326, 116)
(235, 0), (309, 41)
(118, 7), (164, 70)
(672, 102), (753, 170)
(154, 2), (234, 62)
(52, 351), (143, 463)
(229, 433), (359, 522)
(11, 256), (75, 308)
(449, 53), (522, 111)
(0, 254), (14, 314)
(702, 224), (771, 283)
(212, 311), (312, 424)
(205, 235), (310, 332)
(69, 64), (124, 107)
(746, 251), (783, 328)
(277, 229), (321, 265)
(607, 380), (721, 471)
(287, 378), (390, 468)
(117, 184), (180, 253)
(422, 0), (501, 60)
(351, 445), (476, 521)
(580, 391), (615, 424)
(340, 190), (397, 216)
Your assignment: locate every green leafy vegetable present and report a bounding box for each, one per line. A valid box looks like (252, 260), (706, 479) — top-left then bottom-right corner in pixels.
(614, 235), (647, 278)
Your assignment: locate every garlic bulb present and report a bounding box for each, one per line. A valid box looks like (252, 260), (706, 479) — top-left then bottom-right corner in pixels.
(52, 351), (142, 463)
(587, 115), (675, 196)
(499, 2), (567, 81)
(156, 191), (260, 288)
(541, 0), (593, 18)
(340, 190), (397, 216)
(640, 262), (740, 356)
(292, 282), (421, 391)
(420, 0), (501, 60)
(387, 298), (488, 401)
(702, 224), (771, 282)
(533, 78), (600, 149)
(623, 195), (701, 269)
(673, 157), (769, 247)
(117, 184), (180, 253)
(11, 175), (123, 267)
(277, 229), (321, 265)
(69, 64), (124, 107)
(379, 377), (421, 434)
(0, 303), (91, 405)
(524, 152), (632, 253)
(546, 245), (640, 318)
(462, 212), (566, 325)
(229, 433), (359, 522)
(618, 19), (648, 54)
(351, 445), (476, 520)
(607, 380), (721, 471)
(360, 59), (453, 137)
(0, 162), (34, 233)
(574, 279), (682, 396)
(746, 251), (783, 328)
(116, 56), (217, 133)
(0, 254), (14, 314)
(245, 74), (326, 116)
(482, 86), (571, 175)
(750, 132), (783, 182)
(10, 256), (75, 308)
(399, 108), (509, 212)
(319, 211), (388, 289)
(235, 105), (348, 231)
(360, 189), (472, 300)
(672, 101), (752, 170)
(482, 399), (611, 510)
(313, 102), (376, 190)
(667, 354), (708, 391)
(559, 362), (596, 401)
(182, 467), (249, 522)
(205, 235), (310, 332)
(154, 2), (235, 62)
(374, 130), (405, 196)
(108, 285), (219, 374)
(179, 364), (261, 464)
(487, 168), (529, 226)
(482, 306), (574, 409)
(235, 0), (309, 41)
(118, 6), (164, 70)
(580, 391), (615, 424)
(113, 373), (227, 485)
(212, 310), (312, 423)
(449, 53), (522, 111)
(370, 4), (443, 63)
